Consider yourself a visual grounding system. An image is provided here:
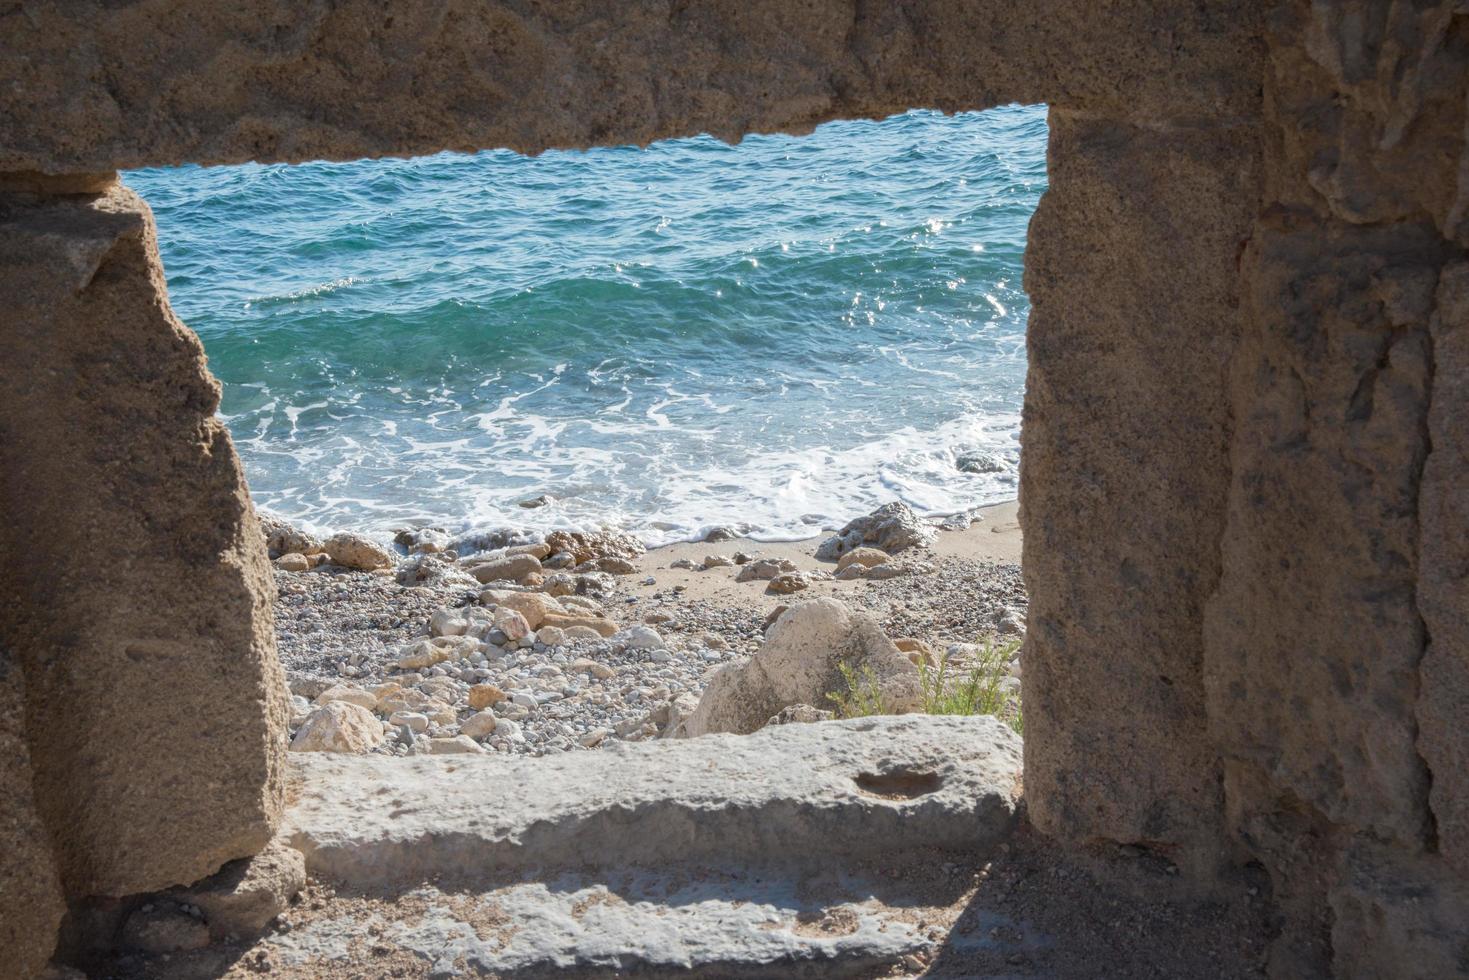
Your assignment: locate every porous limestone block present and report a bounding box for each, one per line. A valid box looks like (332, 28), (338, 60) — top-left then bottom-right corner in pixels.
(286, 714), (1022, 885)
(0, 184), (288, 898)
(0, 2), (1262, 174)
(1020, 110), (1258, 861)
(1206, 218), (1441, 852)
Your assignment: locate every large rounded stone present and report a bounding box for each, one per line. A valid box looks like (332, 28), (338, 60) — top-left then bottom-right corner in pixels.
(323, 532), (394, 571)
(290, 702), (385, 754)
(681, 599), (919, 737)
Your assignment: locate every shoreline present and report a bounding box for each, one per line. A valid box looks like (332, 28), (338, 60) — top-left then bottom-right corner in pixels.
(273, 500), (1026, 758)
(264, 498), (1023, 556)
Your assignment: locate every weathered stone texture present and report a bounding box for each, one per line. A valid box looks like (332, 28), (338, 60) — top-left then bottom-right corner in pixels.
(0, 184), (289, 899)
(1021, 110), (1258, 863)
(0, 652), (66, 978)
(1206, 217), (1443, 850)
(1201, 3), (1469, 972)
(1420, 261), (1469, 879)
(0, 1), (1262, 173)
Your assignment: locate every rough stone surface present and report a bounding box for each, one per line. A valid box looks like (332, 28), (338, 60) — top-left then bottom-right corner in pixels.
(1328, 847), (1469, 980)
(466, 553), (541, 584)
(263, 875), (935, 978)
(681, 599), (920, 737)
(287, 715), (1022, 884)
(0, 653), (65, 977)
(1022, 108), (1257, 864)
(171, 837), (306, 940)
(322, 532), (394, 571)
(258, 512), (322, 559)
(120, 905), (210, 955)
(0, 2), (1263, 174)
(817, 501), (936, 560)
(0, 184), (287, 901)
(1419, 260), (1469, 878)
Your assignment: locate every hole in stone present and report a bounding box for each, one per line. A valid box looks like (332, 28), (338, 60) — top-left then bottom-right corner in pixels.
(853, 769), (943, 799)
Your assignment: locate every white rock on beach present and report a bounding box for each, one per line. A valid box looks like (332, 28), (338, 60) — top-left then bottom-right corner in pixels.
(619, 625), (665, 650)
(259, 513), (322, 558)
(679, 598), (921, 737)
(290, 701), (385, 754)
(493, 607), (533, 641)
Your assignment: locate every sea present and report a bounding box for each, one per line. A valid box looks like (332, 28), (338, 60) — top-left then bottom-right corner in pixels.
(124, 104), (1047, 547)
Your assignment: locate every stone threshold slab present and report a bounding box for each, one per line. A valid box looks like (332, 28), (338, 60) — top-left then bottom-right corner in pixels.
(285, 714), (1023, 888)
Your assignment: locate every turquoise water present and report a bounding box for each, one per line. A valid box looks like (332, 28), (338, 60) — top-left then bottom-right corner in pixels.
(125, 105), (1046, 545)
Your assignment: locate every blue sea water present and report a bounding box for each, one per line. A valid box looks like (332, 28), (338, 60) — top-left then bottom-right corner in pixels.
(124, 105), (1047, 546)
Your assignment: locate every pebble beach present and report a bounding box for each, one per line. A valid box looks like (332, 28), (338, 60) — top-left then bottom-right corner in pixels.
(274, 501), (1027, 758)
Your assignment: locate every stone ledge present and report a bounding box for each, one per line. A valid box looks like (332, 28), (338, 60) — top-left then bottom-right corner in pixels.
(286, 715), (1023, 887)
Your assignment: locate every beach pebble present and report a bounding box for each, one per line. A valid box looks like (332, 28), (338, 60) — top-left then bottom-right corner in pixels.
(275, 552), (311, 572)
(260, 513), (323, 560)
(467, 683), (507, 709)
(835, 547), (889, 572)
(466, 554), (542, 584)
(998, 607), (1027, 635)
(493, 607), (533, 641)
(767, 572), (810, 595)
(430, 606), (471, 637)
(496, 700), (532, 720)
(460, 711), (499, 739)
(736, 558), (796, 582)
(702, 554), (735, 569)
(541, 613), (618, 637)
(387, 711), (429, 733)
(619, 625), (665, 650)
(322, 532), (395, 571)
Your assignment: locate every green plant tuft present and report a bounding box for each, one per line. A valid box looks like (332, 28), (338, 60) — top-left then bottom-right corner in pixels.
(919, 636), (1023, 733)
(825, 661), (889, 718)
(824, 637), (1023, 734)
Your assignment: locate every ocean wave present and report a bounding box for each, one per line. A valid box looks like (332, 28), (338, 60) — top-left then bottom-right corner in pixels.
(125, 106), (1047, 545)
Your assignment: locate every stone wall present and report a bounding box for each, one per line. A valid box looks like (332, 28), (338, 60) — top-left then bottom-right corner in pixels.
(1, 1), (1466, 977)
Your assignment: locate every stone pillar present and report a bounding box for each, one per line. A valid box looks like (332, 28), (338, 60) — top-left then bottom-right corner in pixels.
(0, 179), (288, 911)
(1200, 4), (1469, 972)
(1020, 108), (1259, 868)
